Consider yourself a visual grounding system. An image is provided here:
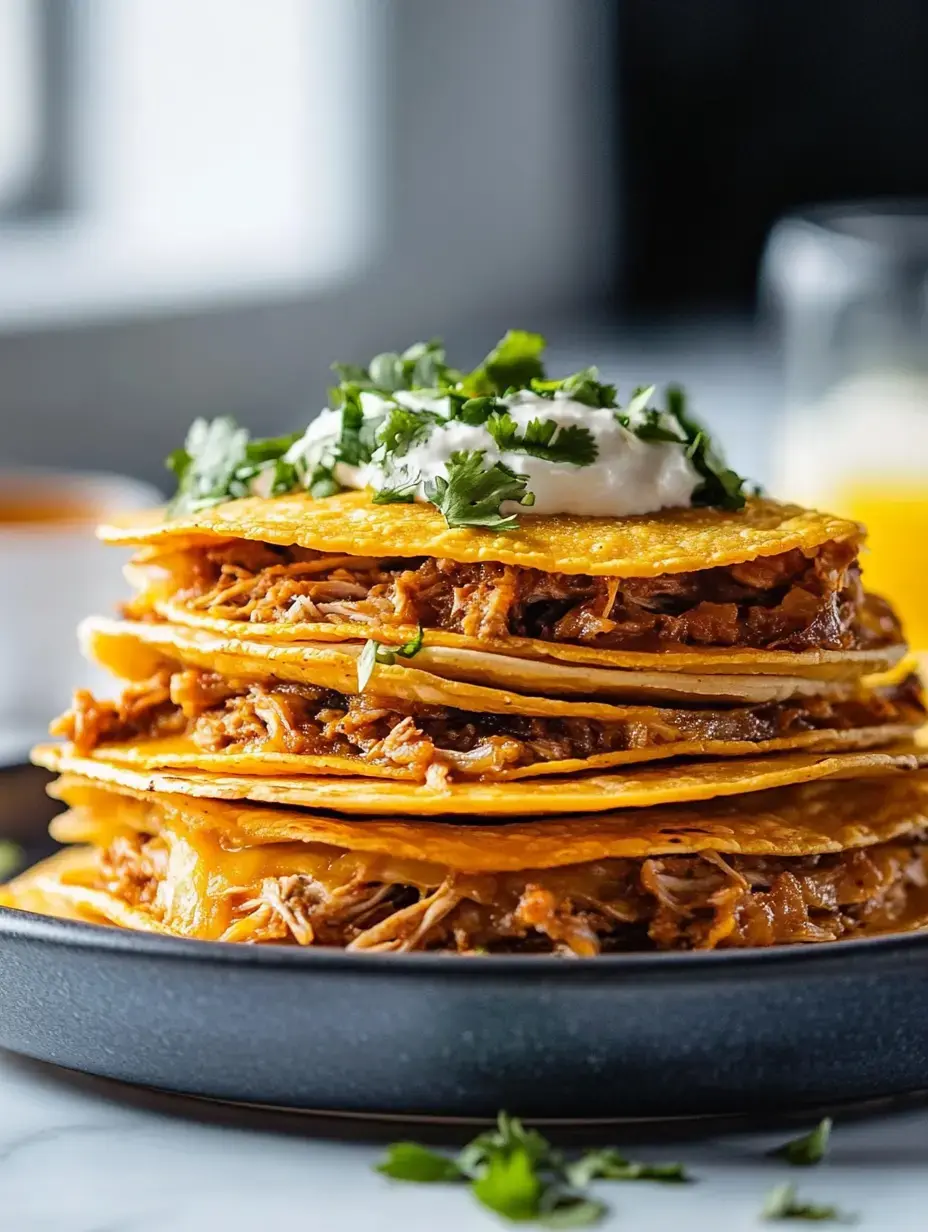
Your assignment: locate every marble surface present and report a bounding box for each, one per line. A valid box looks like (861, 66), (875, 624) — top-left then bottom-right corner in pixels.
(0, 1049), (926, 1231)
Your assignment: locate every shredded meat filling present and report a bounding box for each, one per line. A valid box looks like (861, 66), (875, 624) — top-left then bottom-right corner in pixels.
(51, 669), (924, 777)
(132, 537), (902, 653)
(97, 831), (928, 954)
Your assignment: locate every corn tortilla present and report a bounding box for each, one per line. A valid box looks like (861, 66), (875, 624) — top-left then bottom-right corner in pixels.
(99, 492), (860, 578)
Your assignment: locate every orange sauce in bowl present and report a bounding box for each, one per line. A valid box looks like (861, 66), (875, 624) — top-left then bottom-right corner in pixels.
(0, 492), (105, 528)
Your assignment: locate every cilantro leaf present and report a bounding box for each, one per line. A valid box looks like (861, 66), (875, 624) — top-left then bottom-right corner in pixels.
(331, 339), (460, 399)
(377, 405), (435, 457)
(424, 451), (534, 530)
(395, 624), (424, 658)
(454, 396), (500, 425)
(772, 1119), (832, 1167)
(307, 463), (342, 499)
(376, 1111), (698, 1228)
(465, 329), (547, 396)
(371, 477), (418, 504)
(566, 1149), (689, 1187)
(165, 418), (304, 516)
(762, 1183), (850, 1223)
(336, 393), (380, 467)
(531, 367), (617, 409)
(487, 412), (597, 467)
(376, 1143), (464, 1183)
(472, 1145), (543, 1222)
(666, 385), (745, 510)
(356, 627), (422, 690)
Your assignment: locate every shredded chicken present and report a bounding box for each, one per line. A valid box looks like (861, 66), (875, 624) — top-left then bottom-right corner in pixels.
(50, 669), (925, 776)
(96, 831), (928, 954)
(128, 538), (902, 653)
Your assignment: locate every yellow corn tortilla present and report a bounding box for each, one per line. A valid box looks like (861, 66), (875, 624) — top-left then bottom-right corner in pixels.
(74, 619), (919, 778)
(69, 726), (913, 783)
(83, 617), (917, 731)
(31, 742), (928, 816)
(148, 599), (904, 695)
(100, 492), (860, 578)
(45, 773), (928, 868)
(0, 847), (123, 925)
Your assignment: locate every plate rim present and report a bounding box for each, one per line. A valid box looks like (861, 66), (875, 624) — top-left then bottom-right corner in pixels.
(3, 903), (928, 981)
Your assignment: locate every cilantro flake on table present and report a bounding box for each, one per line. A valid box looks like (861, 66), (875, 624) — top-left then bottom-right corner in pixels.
(375, 1111), (693, 1227)
(772, 1119), (833, 1167)
(762, 1182), (852, 1223)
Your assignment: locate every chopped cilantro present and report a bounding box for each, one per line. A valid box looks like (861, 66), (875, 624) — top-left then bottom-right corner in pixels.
(332, 338), (460, 400)
(666, 385), (745, 510)
(377, 405), (434, 458)
(370, 475), (418, 504)
(306, 463), (341, 499)
(377, 1143), (464, 1183)
(165, 334), (749, 525)
(762, 1183), (850, 1223)
(531, 367), (618, 409)
(772, 1119), (832, 1167)
(464, 329), (547, 396)
(356, 627), (423, 690)
(487, 411), (598, 466)
(565, 1149), (689, 1187)
(165, 418), (302, 515)
(424, 450), (534, 530)
(376, 1111), (696, 1227)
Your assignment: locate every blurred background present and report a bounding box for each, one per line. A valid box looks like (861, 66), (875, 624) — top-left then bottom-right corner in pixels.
(2, 0), (928, 478)
(3, 0), (928, 761)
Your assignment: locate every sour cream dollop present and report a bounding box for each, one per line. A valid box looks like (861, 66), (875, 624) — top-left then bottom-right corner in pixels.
(287, 389), (701, 518)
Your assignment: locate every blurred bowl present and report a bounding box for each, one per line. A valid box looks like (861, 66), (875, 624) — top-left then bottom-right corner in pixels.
(0, 469), (162, 766)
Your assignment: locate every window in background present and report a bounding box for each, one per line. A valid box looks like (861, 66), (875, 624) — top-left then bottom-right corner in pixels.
(0, 0), (41, 215)
(0, 0), (379, 324)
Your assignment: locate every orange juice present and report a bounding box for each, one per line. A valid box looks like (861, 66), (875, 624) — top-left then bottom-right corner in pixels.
(775, 372), (928, 651)
(840, 484), (928, 649)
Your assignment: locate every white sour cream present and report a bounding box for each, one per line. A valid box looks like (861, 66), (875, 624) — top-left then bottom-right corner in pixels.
(287, 389), (701, 518)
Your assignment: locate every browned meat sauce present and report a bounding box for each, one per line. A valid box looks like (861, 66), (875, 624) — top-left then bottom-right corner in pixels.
(98, 831), (928, 954)
(51, 668), (924, 778)
(132, 537), (902, 652)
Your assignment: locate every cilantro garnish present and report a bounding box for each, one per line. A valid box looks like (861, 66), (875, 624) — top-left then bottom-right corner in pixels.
(487, 411), (598, 466)
(424, 450), (535, 530)
(665, 385), (745, 510)
(164, 332), (748, 525)
(356, 627), (423, 691)
(463, 329), (547, 397)
(377, 405), (435, 457)
(166, 418), (302, 515)
(771, 1119), (832, 1167)
(370, 476), (419, 504)
(332, 338), (460, 399)
(377, 1112), (691, 1227)
(762, 1183), (851, 1223)
(530, 366), (618, 409)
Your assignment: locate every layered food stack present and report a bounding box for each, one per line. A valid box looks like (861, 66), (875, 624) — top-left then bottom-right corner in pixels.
(8, 332), (928, 954)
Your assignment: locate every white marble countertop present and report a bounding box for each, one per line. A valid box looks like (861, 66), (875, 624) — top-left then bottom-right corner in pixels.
(0, 1048), (926, 1231)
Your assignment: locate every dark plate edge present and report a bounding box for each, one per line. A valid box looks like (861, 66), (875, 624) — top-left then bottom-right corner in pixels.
(2, 904), (928, 982)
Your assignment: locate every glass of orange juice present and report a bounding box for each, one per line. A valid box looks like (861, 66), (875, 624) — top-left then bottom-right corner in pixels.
(763, 203), (928, 649)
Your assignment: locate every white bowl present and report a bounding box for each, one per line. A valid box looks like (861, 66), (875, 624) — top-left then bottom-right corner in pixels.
(0, 469), (163, 765)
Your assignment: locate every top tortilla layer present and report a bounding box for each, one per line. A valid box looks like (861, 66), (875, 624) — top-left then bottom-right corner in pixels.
(99, 492), (861, 578)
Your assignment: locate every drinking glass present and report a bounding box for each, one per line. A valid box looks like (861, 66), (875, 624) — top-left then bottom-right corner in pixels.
(762, 201), (928, 647)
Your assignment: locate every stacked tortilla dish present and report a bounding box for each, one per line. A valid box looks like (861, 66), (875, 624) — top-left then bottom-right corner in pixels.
(7, 332), (928, 955)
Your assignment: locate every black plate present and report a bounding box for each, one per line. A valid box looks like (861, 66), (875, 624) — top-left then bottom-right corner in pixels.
(1, 906), (928, 1119)
(3, 762), (928, 1119)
